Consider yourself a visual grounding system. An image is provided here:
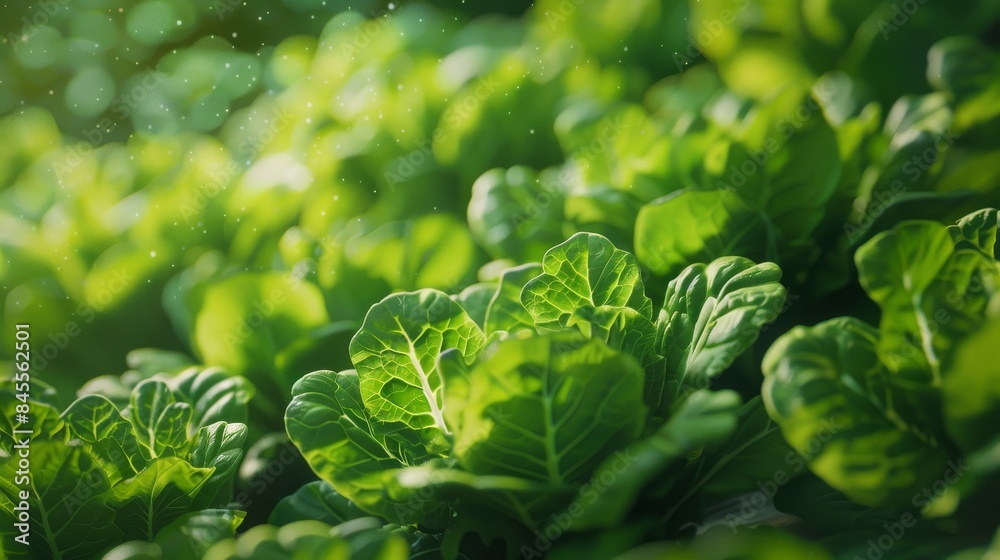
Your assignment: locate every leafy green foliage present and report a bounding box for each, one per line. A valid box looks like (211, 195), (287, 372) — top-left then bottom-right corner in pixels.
(4, 0), (1000, 557)
(657, 257), (787, 398)
(468, 167), (567, 262)
(635, 189), (773, 280)
(193, 272), (329, 397)
(100, 509), (245, 559)
(561, 390), (742, 531)
(201, 518), (432, 560)
(453, 333), (646, 486)
(288, 233), (789, 556)
(350, 290), (486, 455)
(763, 209), (1000, 512)
(269, 482), (369, 527)
(0, 372), (249, 558)
(763, 317), (950, 508)
(0, 441), (122, 559)
(522, 233), (657, 365)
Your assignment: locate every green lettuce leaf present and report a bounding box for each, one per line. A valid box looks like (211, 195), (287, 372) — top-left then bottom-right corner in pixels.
(62, 394), (147, 481)
(189, 422), (248, 509)
(467, 166), (567, 262)
(285, 370), (446, 525)
(269, 481), (368, 527)
(0, 441), (122, 560)
(126, 380), (194, 459)
(560, 389), (741, 531)
(453, 332), (646, 486)
(484, 263), (542, 336)
(656, 257), (786, 398)
(855, 210), (998, 430)
(349, 290), (486, 455)
(110, 457), (215, 540)
(454, 282), (499, 330)
(521, 233), (656, 365)
(762, 317), (949, 508)
(150, 509), (246, 558)
(942, 318), (1000, 454)
(635, 188), (774, 279)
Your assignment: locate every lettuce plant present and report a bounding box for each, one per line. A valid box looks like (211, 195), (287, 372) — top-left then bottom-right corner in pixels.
(762, 209), (1000, 510)
(286, 233), (789, 557)
(0, 368), (250, 559)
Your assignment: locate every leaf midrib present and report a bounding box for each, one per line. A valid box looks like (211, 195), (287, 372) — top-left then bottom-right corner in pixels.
(393, 316), (450, 435)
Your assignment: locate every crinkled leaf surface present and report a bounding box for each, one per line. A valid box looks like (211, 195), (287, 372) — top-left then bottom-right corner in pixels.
(762, 317), (949, 508)
(126, 379), (193, 459)
(522, 233), (652, 332)
(521, 233), (657, 366)
(169, 367), (255, 430)
(189, 421), (248, 509)
(350, 289), (486, 454)
(0, 385), (63, 458)
(656, 257), (786, 400)
(110, 457), (214, 540)
(949, 208), (999, 256)
(62, 394), (147, 482)
(453, 333), (646, 486)
(285, 370), (446, 525)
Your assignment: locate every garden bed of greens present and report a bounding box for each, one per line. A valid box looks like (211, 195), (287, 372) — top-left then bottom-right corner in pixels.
(2, 0), (1000, 558)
